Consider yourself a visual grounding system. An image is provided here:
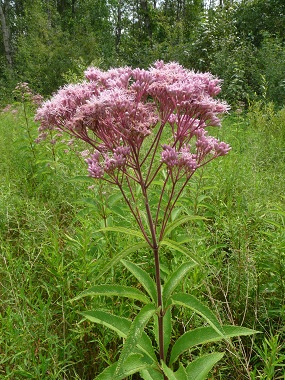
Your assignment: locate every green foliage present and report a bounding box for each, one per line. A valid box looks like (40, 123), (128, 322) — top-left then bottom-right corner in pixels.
(251, 334), (285, 379)
(162, 262), (197, 304)
(170, 326), (257, 366)
(121, 259), (157, 302)
(257, 36), (285, 105)
(1, 0), (285, 107)
(80, 310), (157, 362)
(75, 284), (152, 304)
(184, 353), (224, 380)
(77, 258), (255, 379)
(171, 293), (225, 336)
(1, 103), (285, 378)
(236, 0), (285, 47)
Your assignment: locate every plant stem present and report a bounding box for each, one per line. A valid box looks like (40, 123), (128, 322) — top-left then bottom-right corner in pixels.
(136, 156), (166, 378)
(144, 196), (166, 377)
(153, 244), (165, 364)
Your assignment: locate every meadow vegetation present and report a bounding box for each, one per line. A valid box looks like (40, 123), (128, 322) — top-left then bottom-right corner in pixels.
(1, 1), (285, 378)
(0, 95), (284, 378)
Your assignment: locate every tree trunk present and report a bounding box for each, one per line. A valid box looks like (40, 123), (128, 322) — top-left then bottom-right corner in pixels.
(0, 2), (12, 67)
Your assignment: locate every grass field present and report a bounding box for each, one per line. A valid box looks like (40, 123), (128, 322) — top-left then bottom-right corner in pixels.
(0, 101), (284, 379)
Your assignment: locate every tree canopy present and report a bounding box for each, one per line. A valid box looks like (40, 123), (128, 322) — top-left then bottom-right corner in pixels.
(0, 0), (285, 106)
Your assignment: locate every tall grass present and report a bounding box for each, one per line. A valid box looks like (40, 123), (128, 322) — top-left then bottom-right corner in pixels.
(0, 102), (284, 379)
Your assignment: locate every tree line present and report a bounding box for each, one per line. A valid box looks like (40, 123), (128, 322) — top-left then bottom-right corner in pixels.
(1, 0), (285, 107)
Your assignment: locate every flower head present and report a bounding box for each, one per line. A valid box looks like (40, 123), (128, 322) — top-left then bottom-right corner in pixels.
(161, 145), (179, 167)
(35, 61), (230, 181)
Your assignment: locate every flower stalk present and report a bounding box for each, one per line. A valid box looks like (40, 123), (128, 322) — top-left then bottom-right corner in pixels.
(143, 188), (165, 361)
(35, 61), (231, 376)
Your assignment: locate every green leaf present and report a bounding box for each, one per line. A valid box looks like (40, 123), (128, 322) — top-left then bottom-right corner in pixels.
(95, 354), (151, 380)
(161, 363), (190, 380)
(186, 352), (224, 380)
(93, 241), (149, 282)
(116, 304), (157, 376)
(107, 192), (124, 206)
(107, 205), (129, 221)
(159, 239), (201, 265)
(75, 197), (98, 209)
(13, 369), (34, 378)
(81, 310), (129, 338)
(163, 215), (205, 239)
(163, 262), (197, 304)
(81, 310), (157, 362)
(170, 325), (257, 365)
(175, 365), (188, 380)
(121, 259), (157, 302)
(97, 226), (145, 239)
(163, 306), (172, 357)
(72, 284), (151, 304)
(140, 368), (164, 380)
(69, 175), (95, 184)
(161, 361), (178, 380)
(264, 219), (283, 229)
(94, 359), (117, 379)
(171, 293), (224, 337)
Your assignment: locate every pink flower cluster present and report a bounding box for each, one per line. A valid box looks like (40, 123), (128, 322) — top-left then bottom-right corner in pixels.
(14, 82), (44, 106)
(161, 145), (198, 174)
(85, 146), (131, 179)
(35, 61), (230, 180)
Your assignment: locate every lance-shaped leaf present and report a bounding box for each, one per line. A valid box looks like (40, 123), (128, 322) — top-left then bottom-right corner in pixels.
(163, 215), (206, 239)
(121, 259), (157, 302)
(97, 226), (145, 239)
(159, 239), (201, 265)
(161, 361), (179, 380)
(94, 241), (149, 282)
(161, 362), (176, 380)
(163, 262), (197, 304)
(81, 310), (157, 362)
(95, 353), (152, 380)
(170, 325), (257, 365)
(171, 293), (224, 337)
(175, 365), (188, 380)
(73, 284), (151, 304)
(185, 352), (224, 380)
(116, 304), (157, 376)
(140, 368), (164, 380)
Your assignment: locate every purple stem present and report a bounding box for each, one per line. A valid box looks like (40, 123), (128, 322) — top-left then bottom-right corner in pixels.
(134, 157), (166, 372)
(143, 191), (165, 368)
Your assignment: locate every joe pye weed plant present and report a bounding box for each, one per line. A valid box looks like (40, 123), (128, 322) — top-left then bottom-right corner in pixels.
(36, 61), (256, 379)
